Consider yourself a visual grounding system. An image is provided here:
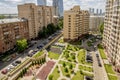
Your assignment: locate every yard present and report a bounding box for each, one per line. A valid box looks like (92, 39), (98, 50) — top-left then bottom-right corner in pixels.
(108, 74), (118, 80)
(48, 51), (60, 60)
(77, 49), (92, 66)
(33, 51), (44, 58)
(104, 64), (115, 74)
(98, 44), (107, 59)
(48, 66), (60, 80)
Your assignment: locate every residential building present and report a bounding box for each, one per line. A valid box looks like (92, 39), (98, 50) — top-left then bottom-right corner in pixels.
(63, 6), (89, 41)
(89, 15), (104, 32)
(18, 3), (54, 39)
(0, 18), (29, 54)
(53, 0), (64, 17)
(37, 0), (46, 6)
(103, 0), (120, 69)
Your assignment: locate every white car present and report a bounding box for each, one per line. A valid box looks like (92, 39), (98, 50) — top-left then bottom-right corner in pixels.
(8, 65), (14, 69)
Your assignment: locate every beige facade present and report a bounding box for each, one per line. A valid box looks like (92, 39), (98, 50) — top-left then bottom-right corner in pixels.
(0, 18), (29, 54)
(103, 0), (120, 66)
(89, 16), (104, 32)
(18, 3), (54, 39)
(63, 6), (89, 41)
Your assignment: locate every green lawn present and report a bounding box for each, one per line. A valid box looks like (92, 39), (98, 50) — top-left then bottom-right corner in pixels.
(58, 38), (64, 43)
(72, 71), (84, 80)
(77, 49), (92, 66)
(79, 65), (93, 72)
(33, 51), (44, 58)
(104, 64), (115, 74)
(49, 66), (60, 80)
(59, 60), (75, 68)
(67, 44), (80, 52)
(48, 51), (60, 60)
(98, 45), (107, 59)
(108, 74), (118, 80)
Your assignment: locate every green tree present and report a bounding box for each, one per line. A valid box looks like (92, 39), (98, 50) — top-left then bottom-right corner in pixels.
(49, 75), (53, 80)
(64, 67), (68, 73)
(99, 23), (104, 35)
(63, 62), (66, 67)
(0, 15), (5, 19)
(69, 64), (73, 69)
(16, 39), (27, 52)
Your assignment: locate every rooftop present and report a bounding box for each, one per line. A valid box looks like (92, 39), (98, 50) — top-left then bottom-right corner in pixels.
(0, 18), (27, 24)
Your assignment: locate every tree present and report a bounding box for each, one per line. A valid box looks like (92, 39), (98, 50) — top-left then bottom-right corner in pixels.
(0, 15), (5, 19)
(16, 39), (27, 52)
(99, 23), (104, 35)
(63, 62), (66, 67)
(69, 64), (73, 69)
(49, 75), (53, 80)
(64, 68), (68, 73)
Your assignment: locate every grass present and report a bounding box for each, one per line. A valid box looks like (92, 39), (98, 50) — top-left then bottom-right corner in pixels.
(104, 64), (115, 74)
(108, 74), (118, 80)
(33, 51), (44, 58)
(79, 65), (93, 72)
(98, 44), (107, 59)
(58, 38), (64, 43)
(59, 60), (75, 68)
(62, 51), (76, 62)
(72, 71), (84, 80)
(67, 44), (80, 52)
(49, 66), (60, 80)
(48, 51), (60, 60)
(77, 49), (92, 66)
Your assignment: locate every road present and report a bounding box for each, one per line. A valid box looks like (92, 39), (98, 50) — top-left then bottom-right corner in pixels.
(82, 35), (108, 80)
(92, 50), (108, 80)
(0, 31), (62, 79)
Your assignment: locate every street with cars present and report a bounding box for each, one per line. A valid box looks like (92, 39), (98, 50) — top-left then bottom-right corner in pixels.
(0, 30), (62, 79)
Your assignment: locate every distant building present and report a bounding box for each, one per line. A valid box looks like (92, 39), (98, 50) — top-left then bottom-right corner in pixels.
(89, 15), (104, 32)
(92, 8), (94, 13)
(0, 18), (29, 54)
(37, 0), (46, 6)
(100, 9), (102, 15)
(53, 0), (64, 17)
(18, 3), (54, 39)
(63, 6), (89, 41)
(96, 9), (99, 14)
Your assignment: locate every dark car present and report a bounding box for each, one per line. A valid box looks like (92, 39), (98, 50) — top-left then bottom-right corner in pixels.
(15, 60), (21, 64)
(96, 54), (99, 57)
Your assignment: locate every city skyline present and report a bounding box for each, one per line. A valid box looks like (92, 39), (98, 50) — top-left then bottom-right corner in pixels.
(0, 0), (105, 14)
(37, 0), (46, 6)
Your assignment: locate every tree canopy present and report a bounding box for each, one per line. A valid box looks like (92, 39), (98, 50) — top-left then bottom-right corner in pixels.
(16, 39), (27, 52)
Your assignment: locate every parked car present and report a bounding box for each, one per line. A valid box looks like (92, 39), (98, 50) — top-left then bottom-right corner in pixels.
(15, 60), (21, 64)
(1, 69), (8, 74)
(12, 62), (18, 66)
(8, 65), (14, 69)
(6, 57), (12, 62)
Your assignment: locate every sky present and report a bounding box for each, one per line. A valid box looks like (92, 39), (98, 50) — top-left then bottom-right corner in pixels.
(0, 0), (106, 14)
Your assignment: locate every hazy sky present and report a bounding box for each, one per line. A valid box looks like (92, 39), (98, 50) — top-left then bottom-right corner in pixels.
(0, 0), (106, 14)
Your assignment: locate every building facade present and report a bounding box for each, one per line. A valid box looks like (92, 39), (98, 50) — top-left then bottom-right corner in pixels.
(18, 3), (54, 39)
(89, 15), (104, 32)
(63, 6), (89, 41)
(0, 18), (29, 54)
(103, 0), (120, 68)
(53, 0), (64, 17)
(37, 0), (46, 6)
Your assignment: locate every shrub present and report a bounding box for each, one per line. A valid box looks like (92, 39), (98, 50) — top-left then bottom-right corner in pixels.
(64, 68), (68, 73)
(49, 75), (53, 80)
